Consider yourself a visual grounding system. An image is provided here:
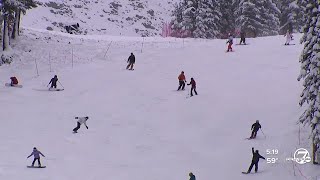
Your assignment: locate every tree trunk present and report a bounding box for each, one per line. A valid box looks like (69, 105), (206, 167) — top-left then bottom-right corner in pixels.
(11, 10), (20, 40)
(3, 14), (11, 51)
(17, 10), (21, 36)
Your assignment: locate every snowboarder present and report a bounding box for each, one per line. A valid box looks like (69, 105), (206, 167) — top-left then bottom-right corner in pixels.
(244, 147), (265, 174)
(126, 53), (135, 70)
(27, 147), (45, 167)
(226, 33), (233, 52)
(250, 120), (261, 139)
(48, 75), (58, 89)
(73, 116), (89, 133)
(10, 76), (18, 86)
(187, 78), (198, 97)
(239, 31), (246, 45)
(177, 71), (186, 91)
(284, 30), (293, 45)
(189, 172), (196, 180)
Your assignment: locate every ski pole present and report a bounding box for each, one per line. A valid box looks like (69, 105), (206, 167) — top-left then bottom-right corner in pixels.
(58, 81), (65, 89)
(261, 129), (266, 138)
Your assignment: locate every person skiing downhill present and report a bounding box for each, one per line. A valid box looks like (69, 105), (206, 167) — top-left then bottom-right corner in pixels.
(250, 120), (261, 139)
(284, 30), (293, 45)
(189, 172), (196, 180)
(226, 33), (234, 52)
(10, 77), (18, 86)
(27, 147), (45, 167)
(73, 116), (89, 133)
(126, 53), (135, 70)
(187, 78), (198, 97)
(239, 31), (246, 45)
(48, 75), (58, 89)
(177, 71), (187, 91)
(244, 147), (265, 174)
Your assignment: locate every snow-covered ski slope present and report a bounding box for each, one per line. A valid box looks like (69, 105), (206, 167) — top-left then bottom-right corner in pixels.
(22, 0), (177, 36)
(0, 29), (318, 180)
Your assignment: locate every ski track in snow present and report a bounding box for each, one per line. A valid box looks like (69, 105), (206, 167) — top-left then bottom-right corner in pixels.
(0, 29), (318, 180)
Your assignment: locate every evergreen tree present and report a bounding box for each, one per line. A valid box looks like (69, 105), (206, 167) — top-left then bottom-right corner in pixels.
(235, 0), (280, 37)
(277, 0), (304, 34)
(180, 0), (198, 37)
(220, 0), (237, 37)
(1, 0), (16, 51)
(193, 0), (222, 38)
(297, 0), (320, 164)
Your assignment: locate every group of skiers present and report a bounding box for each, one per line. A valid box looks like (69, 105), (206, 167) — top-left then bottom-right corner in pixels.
(177, 71), (198, 97)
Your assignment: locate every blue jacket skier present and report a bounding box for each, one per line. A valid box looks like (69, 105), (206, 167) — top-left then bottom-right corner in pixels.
(27, 147), (45, 167)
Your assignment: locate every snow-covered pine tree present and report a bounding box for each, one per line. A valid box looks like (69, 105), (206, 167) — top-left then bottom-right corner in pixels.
(11, 0), (37, 39)
(193, 0), (222, 38)
(259, 0), (280, 36)
(236, 0), (280, 37)
(171, 2), (184, 37)
(181, 0), (198, 37)
(235, 0), (262, 37)
(220, 0), (237, 37)
(297, 0), (320, 164)
(277, 0), (304, 34)
(1, 0), (16, 51)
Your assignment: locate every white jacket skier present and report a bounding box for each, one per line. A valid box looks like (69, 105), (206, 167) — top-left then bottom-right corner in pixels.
(73, 116), (89, 133)
(285, 31), (293, 45)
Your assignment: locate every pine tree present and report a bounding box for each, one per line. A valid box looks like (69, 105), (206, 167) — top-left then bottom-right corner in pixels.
(277, 0), (304, 34)
(181, 0), (198, 37)
(171, 2), (184, 37)
(235, 0), (280, 37)
(1, 0), (16, 51)
(11, 0), (37, 39)
(220, 0), (237, 37)
(297, 0), (320, 164)
(193, 0), (222, 38)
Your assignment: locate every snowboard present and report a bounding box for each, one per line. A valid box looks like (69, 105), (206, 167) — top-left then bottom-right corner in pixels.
(284, 44), (296, 46)
(225, 50), (235, 53)
(27, 166), (46, 168)
(49, 88), (64, 91)
(5, 83), (23, 88)
(242, 172), (248, 174)
(236, 44), (249, 45)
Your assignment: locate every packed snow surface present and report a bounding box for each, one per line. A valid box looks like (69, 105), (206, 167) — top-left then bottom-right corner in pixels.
(0, 29), (318, 180)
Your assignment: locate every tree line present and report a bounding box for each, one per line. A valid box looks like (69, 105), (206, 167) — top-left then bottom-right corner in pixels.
(170, 0), (304, 38)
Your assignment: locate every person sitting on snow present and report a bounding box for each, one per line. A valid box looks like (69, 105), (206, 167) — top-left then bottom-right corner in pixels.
(10, 77), (18, 86)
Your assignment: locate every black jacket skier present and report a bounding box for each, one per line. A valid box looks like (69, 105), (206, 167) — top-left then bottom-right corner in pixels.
(250, 120), (261, 139)
(189, 172), (196, 180)
(240, 31), (246, 45)
(246, 147), (265, 173)
(126, 53), (135, 70)
(48, 75), (58, 88)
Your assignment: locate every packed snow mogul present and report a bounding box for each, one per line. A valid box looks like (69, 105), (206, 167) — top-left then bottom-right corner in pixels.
(10, 76), (18, 86)
(226, 33), (233, 52)
(189, 172), (196, 180)
(244, 147), (265, 174)
(48, 75), (58, 88)
(177, 71), (186, 91)
(27, 147), (45, 167)
(187, 78), (198, 96)
(73, 116), (89, 133)
(284, 30), (293, 45)
(126, 53), (135, 70)
(250, 120), (261, 139)
(239, 31), (246, 45)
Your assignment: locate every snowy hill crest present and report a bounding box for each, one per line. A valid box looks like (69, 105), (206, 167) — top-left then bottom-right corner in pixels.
(22, 0), (177, 36)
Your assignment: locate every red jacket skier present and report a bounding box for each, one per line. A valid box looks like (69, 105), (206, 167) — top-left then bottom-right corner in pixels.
(226, 34), (233, 52)
(10, 77), (18, 86)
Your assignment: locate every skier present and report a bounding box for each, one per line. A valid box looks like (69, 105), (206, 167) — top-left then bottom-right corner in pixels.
(27, 147), (45, 167)
(73, 116), (89, 133)
(244, 147), (265, 174)
(226, 33), (233, 52)
(250, 120), (261, 139)
(177, 71), (186, 91)
(48, 75), (58, 89)
(284, 30), (293, 45)
(189, 172), (196, 180)
(239, 31), (246, 45)
(10, 76), (19, 86)
(187, 78), (198, 97)
(126, 53), (135, 70)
